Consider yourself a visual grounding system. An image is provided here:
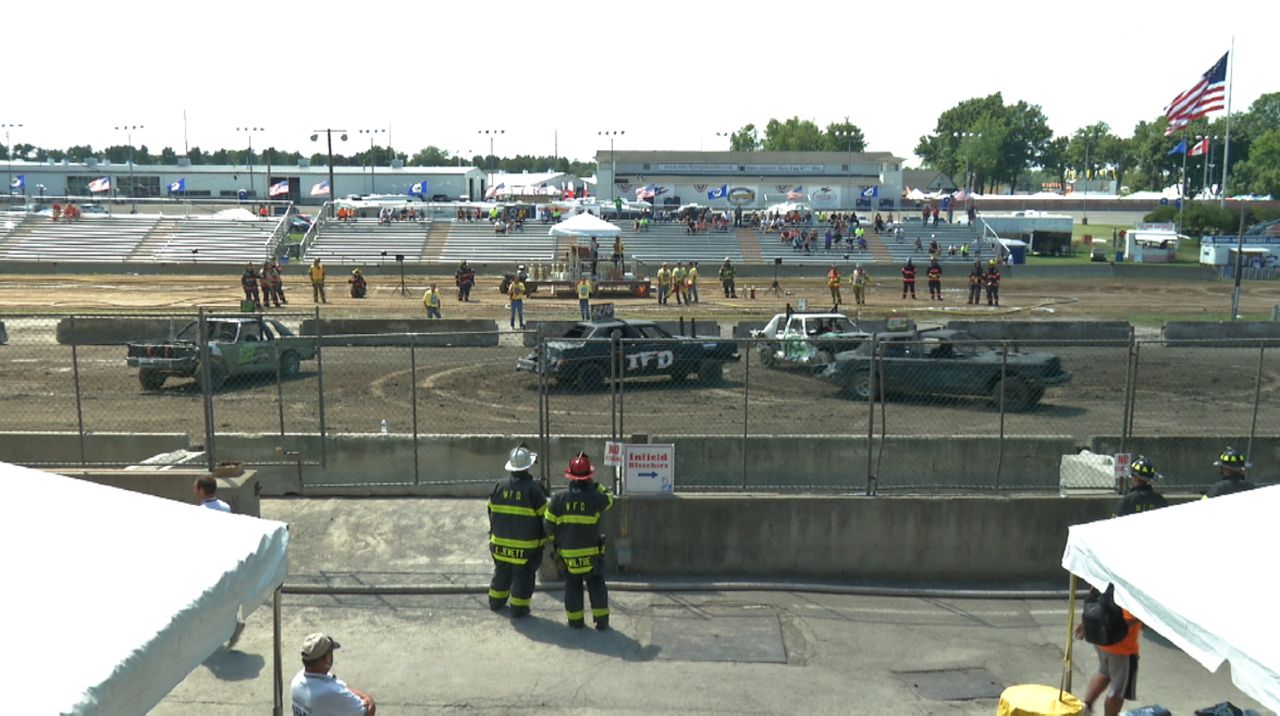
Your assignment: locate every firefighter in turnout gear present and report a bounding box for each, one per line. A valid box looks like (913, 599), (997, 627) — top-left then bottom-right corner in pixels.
(900, 259), (917, 299)
(1115, 456), (1168, 517)
(967, 261), (984, 305)
(1205, 447), (1257, 498)
(926, 259), (943, 301)
(487, 444), (548, 618)
(984, 261), (1001, 306)
(241, 262), (262, 310)
(719, 258), (737, 298)
(544, 452), (614, 630)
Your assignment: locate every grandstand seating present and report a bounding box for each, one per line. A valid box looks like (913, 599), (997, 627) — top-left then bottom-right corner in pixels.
(437, 221), (557, 264)
(0, 215), (158, 262)
(304, 220), (431, 266)
(143, 218), (278, 264)
(569, 223), (747, 269)
(751, 218), (1000, 266)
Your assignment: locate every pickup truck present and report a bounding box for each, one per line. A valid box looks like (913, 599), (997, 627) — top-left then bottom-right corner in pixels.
(516, 318), (740, 389)
(126, 316), (317, 391)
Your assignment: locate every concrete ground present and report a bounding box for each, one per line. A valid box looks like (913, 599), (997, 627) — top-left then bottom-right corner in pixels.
(153, 498), (1270, 715)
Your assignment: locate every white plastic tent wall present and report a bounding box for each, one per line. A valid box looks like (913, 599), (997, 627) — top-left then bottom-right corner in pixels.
(1062, 487), (1279, 712)
(547, 211), (621, 238)
(2, 461), (289, 715)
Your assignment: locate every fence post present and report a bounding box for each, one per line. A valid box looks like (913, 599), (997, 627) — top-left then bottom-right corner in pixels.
(742, 338), (749, 490)
(865, 337), (878, 496)
(536, 334), (549, 492)
(1119, 333), (1137, 457)
(274, 341), (286, 438)
(314, 306), (327, 468)
(1248, 342), (1264, 463)
(198, 308), (217, 472)
(996, 342), (1008, 490)
(70, 316), (87, 467)
(410, 341), (420, 486)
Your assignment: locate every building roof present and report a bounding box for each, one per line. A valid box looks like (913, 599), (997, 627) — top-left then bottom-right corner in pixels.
(597, 150), (905, 164)
(6, 159), (479, 177)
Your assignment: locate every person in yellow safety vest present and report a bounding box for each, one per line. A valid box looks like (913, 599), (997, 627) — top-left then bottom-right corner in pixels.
(423, 282), (442, 318)
(671, 263), (687, 305)
(308, 258), (327, 304)
(508, 274), (527, 329)
(487, 444), (548, 618)
(544, 452), (614, 630)
(611, 236), (625, 270)
(827, 265), (842, 305)
(687, 261), (700, 303)
(850, 264), (868, 305)
(576, 276), (592, 321)
(656, 262), (671, 306)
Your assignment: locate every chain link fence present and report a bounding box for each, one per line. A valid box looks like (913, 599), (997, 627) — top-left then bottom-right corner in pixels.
(1, 313), (1275, 494)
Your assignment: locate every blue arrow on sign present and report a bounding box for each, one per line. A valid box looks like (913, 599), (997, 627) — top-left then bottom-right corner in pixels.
(638, 471), (658, 478)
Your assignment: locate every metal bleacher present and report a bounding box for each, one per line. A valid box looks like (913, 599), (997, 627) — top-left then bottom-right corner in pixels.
(304, 220), (431, 265)
(0, 214), (158, 262)
(145, 217), (278, 264)
(578, 223), (746, 266)
(437, 221), (557, 263)
(753, 218), (998, 266)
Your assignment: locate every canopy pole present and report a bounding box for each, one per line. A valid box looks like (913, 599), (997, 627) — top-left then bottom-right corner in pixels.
(1060, 572), (1078, 699)
(273, 586), (284, 716)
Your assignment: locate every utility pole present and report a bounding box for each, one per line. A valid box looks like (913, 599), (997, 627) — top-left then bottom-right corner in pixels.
(311, 129), (348, 217)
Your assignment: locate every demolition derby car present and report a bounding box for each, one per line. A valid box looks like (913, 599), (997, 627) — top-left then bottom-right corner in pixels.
(127, 316), (317, 391)
(516, 318), (740, 390)
(817, 328), (1073, 411)
(750, 311), (868, 368)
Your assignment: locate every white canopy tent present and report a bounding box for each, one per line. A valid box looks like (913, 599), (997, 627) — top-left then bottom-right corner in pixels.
(1062, 487), (1280, 712)
(547, 211), (621, 238)
(2, 461), (289, 715)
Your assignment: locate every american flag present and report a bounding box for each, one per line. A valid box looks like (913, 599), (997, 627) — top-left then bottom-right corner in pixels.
(1164, 52), (1228, 137)
(87, 176), (111, 193)
(786, 186), (807, 201)
(1188, 138), (1210, 157)
(309, 180), (330, 197)
(268, 179), (290, 197)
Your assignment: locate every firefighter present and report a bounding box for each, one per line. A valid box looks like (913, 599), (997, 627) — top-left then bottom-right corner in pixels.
(1205, 447), (1257, 497)
(687, 261), (700, 303)
(259, 261), (277, 308)
(455, 260), (476, 302)
(348, 268), (367, 299)
(984, 260), (1001, 306)
(827, 265), (842, 305)
(718, 258), (737, 298)
(671, 263), (686, 305)
(544, 452), (614, 630)
(926, 259), (943, 301)
(269, 260), (287, 306)
(240, 262), (262, 310)
(308, 258), (327, 304)
(656, 262), (671, 305)
(487, 444), (548, 618)
(850, 264), (868, 306)
(967, 261), (984, 305)
(900, 259), (917, 299)
(1115, 456), (1168, 516)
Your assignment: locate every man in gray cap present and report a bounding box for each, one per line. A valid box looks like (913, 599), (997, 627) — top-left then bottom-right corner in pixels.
(487, 443), (548, 618)
(290, 632), (376, 716)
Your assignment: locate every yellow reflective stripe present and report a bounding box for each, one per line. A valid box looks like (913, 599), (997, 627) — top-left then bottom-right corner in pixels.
(559, 514), (600, 525)
(559, 546), (600, 558)
(566, 610), (584, 620)
(489, 504), (539, 518)
(490, 535), (543, 549)
(493, 554), (527, 565)
(488, 589), (509, 599)
(544, 512), (562, 525)
(591, 608), (610, 618)
(510, 596), (532, 607)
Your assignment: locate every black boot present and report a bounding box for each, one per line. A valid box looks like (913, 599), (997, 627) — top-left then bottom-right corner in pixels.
(594, 616), (610, 631)
(511, 606), (530, 619)
(568, 618), (585, 629)
(489, 598), (506, 611)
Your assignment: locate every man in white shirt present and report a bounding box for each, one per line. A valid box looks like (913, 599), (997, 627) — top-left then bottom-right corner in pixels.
(194, 475), (231, 512)
(291, 632), (376, 716)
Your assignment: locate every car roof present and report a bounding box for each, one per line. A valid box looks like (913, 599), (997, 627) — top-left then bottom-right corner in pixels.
(582, 319), (654, 328)
(773, 312), (851, 320)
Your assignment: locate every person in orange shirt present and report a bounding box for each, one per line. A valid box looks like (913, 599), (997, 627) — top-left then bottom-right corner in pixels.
(1076, 602), (1143, 716)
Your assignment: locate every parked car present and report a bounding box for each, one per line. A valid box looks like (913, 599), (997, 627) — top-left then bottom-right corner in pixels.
(817, 329), (1073, 411)
(750, 311), (868, 368)
(79, 203), (108, 215)
(126, 316), (317, 391)
(516, 318), (740, 389)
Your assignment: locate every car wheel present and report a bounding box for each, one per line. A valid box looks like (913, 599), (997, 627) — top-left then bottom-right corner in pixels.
(816, 350), (835, 365)
(138, 369), (165, 391)
(198, 360), (227, 392)
(575, 364), (606, 391)
(992, 375), (1042, 411)
(757, 345), (776, 368)
(698, 360), (724, 385)
(279, 350), (301, 377)
(851, 370), (880, 401)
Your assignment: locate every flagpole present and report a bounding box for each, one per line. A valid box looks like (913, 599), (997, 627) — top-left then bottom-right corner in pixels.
(1179, 136), (1188, 230)
(1219, 38), (1234, 208)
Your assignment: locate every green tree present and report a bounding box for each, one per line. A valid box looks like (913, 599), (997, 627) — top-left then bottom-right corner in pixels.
(1040, 137), (1070, 191)
(822, 118), (866, 152)
(1231, 128), (1280, 197)
(411, 146), (452, 166)
(916, 94), (1049, 193)
(729, 124), (760, 151)
(760, 117), (827, 151)
(157, 147), (178, 164)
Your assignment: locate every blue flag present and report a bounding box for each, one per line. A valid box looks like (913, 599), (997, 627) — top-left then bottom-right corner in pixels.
(707, 184), (728, 200)
(9, 174), (24, 191)
(1168, 140), (1187, 156)
(408, 180), (428, 197)
(860, 185), (879, 198)
(167, 178), (186, 193)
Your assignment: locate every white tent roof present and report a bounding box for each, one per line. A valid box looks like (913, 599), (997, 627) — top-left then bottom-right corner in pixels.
(1062, 487), (1280, 712)
(548, 212), (621, 238)
(3, 462), (289, 715)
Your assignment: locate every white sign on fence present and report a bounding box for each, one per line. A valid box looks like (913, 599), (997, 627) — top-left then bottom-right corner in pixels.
(1113, 453), (1131, 480)
(623, 444), (675, 494)
(603, 440), (623, 467)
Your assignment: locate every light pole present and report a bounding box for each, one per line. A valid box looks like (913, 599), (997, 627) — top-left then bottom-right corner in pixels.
(356, 128), (386, 195)
(236, 127), (264, 199)
(598, 130), (624, 203)
(715, 131), (733, 150)
(115, 124), (144, 213)
(454, 149), (471, 168)
(310, 129), (348, 217)
(3, 123), (22, 199)
(1082, 138), (1091, 225)
(476, 129), (505, 170)
(834, 128), (857, 210)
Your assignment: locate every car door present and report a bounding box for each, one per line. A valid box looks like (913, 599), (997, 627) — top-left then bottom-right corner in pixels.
(629, 325), (677, 377)
(781, 316), (812, 362)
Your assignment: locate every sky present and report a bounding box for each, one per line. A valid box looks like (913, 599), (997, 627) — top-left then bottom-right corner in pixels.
(4, 1), (1275, 168)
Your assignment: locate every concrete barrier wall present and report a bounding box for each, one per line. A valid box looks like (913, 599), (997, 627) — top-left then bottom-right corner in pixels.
(55, 469), (260, 516)
(945, 320), (1132, 344)
(605, 494), (1128, 581)
(0, 432), (189, 465)
(1162, 321), (1280, 346)
(654, 434), (1076, 490)
(298, 319), (499, 347)
(1089, 436), (1279, 489)
(56, 317), (191, 345)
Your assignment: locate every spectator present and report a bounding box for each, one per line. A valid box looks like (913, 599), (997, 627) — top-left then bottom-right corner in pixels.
(309, 259), (327, 304)
(291, 632), (376, 716)
(194, 475), (230, 512)
(422, 283), (442, 319)
(348, 269), (367, 299)
(1075, 600), (1142, 716)
(611, 236), (625, 270)
(508, 273), (526, 329)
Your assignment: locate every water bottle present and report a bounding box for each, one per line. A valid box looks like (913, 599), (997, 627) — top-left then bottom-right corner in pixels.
(379, 418), (388, 435)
